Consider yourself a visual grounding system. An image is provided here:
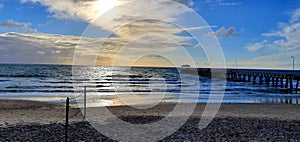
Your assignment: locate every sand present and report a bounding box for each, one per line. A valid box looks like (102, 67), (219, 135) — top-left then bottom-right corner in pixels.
(1, 99), (300, 126)
(1, 99), (300, 141)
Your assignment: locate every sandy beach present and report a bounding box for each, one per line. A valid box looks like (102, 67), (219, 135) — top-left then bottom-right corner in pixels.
(1, 99), (300, 141)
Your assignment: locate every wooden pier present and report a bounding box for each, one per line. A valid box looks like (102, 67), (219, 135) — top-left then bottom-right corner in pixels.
(181, 68), (300, 94)
(226, 71), (300, 94)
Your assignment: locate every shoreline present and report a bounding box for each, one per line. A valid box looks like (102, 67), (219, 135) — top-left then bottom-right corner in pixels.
(1, 99), (300, 141)
(1, 99), (300, 125)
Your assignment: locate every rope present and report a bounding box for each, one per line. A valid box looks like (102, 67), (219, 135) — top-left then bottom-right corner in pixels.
(68, 109), (83, 120)
(69, 92), (84, 100)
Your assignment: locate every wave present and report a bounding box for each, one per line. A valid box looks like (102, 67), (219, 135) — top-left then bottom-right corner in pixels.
(6, 85), (74, 89)
(0, 74), (48, 78)
(0, 79), (10, 82)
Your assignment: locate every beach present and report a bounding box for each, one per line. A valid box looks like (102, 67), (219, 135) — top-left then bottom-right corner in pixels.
(1, 99), (300, 141)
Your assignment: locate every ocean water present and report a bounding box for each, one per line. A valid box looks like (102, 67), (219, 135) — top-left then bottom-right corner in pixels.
(0, 64), (300, 106)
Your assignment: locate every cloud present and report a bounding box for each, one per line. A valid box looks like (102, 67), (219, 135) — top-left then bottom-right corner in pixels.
(15, 0), (219, 67)
(0, 19), (39, 34)
(243, 50), (300, 70)
(0, 32), (193, 65)
(203, 0), (242, 7)
(173, 0), (194, 6)
(0, 32), (79, 64)
(291, 8), (300, 22)
(0, 3), (3, 9)
(20, 0), (196, 42)
(26, 28), (38, 34)
(245, 40), (268, 52)
(208, 26), (237, 37)
(218, 2), (241, 6)
(0, 20), (30, 28)
(242, 8), (300, 69)
(246, 8), (300, 52)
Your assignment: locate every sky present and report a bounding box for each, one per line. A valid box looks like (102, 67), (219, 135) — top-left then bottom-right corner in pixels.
(0, 0), (300, 69)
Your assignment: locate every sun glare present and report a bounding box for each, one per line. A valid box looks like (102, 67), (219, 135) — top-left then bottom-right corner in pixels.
(93, 0), (120, 15)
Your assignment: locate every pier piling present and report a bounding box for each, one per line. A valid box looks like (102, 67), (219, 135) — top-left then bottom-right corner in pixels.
(280, 76), (284, 88)
(296, 79), (299, 93)
(253, 75), (257, 84)
(285, 78), (289, 89)
(271, 76), (274, 87)
(193, 69), (299, 94)
(259, 75), (263, 85)
(275, 77), (279, 88)
(290, 77), (293, 92)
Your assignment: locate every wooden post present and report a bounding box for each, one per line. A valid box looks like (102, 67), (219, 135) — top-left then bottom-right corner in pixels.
(266, 77), (270, 87)
(229, 73), (233, 81)
(243, 73), (246, 81)
(83, 86), (87, 120)
(289, 97), (293, 104)
(272, 76), (275, 87)
(259, 75), (263, 85)
(290, 78), (293, 92)
(248, 74), (251, 82)
(280, 76), (284, 88)
(253, 75), (257, 84)
(296, 79), (299, 93)
(275, 77), (279, 88)
(285, 77), (289, 89)
(65, 97), (69, 142)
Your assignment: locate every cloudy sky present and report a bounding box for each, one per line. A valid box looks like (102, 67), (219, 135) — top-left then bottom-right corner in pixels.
(0, 0), (300, 69)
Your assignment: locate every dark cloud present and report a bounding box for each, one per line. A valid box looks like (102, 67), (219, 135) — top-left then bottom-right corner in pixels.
(164, 0), (194, 6)
(209, 27), (237, 37)
(26, 29), (38, 34)
(0, 20), (30, 28)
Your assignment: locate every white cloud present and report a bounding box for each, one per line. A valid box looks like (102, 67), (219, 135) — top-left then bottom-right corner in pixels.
(243, 8), (300, 69)
(246, 8), (300, 52)
(0, 3), (3, 9)
(243, 50), (300, 70)
(203, 0), (242, 7)
(245, 40), (268, 52)
(292, 8), (300, 22)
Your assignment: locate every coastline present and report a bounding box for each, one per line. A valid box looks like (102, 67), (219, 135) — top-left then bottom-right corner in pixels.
(1, 99), (300, 141)
(1, 99), (300, 125)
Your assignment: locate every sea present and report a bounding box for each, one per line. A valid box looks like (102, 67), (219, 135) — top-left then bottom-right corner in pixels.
(0, 64), (300, 106)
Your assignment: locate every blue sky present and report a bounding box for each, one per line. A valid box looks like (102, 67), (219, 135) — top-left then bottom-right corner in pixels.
(0, 0), (300, 69)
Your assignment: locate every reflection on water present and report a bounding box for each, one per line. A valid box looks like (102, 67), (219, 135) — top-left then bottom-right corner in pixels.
(0, 64), (300, 106)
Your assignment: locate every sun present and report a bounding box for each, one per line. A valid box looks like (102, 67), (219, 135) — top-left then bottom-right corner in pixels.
(93, 0), (120, 15)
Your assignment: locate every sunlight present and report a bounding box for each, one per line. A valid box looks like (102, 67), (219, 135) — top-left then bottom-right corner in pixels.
(93, 0), (120, 15)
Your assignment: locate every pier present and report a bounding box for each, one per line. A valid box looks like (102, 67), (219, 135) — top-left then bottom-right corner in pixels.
(181, 68), (300, 94)
(226, 71), (300, 94)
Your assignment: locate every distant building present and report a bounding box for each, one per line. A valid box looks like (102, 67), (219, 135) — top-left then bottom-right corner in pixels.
(181, 64), (191, 68)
